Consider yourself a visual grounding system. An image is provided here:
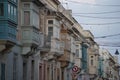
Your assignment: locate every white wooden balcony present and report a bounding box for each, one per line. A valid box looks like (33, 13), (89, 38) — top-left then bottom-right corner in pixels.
(41, 37), (64, 56)
(21, 28), (43, 55)
(51, 38), (64, 56)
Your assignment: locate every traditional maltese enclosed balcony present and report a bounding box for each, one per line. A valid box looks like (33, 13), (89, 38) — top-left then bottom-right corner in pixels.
(21, 1), (44, 55)
(0, 0), (17, 52)
(58, 27), (71, 67)
(41, 37), (64, 57)
(21, 27), (43, 55)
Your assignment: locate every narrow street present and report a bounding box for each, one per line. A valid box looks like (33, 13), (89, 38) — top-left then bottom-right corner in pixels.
(0, 0), (120, 80)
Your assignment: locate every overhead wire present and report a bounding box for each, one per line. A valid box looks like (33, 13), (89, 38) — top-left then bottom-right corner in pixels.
(66, 0), (120, 7)
(79, 22), (120, 25)
(95, 33), (120, 38)
(97, 42), (120, 47)
(63, 0), (120, 25)
(99, 45), (120, 47)
(72, 10), (120, 14)
(63, 0), (120, 49)
(73, 15), (120, 19)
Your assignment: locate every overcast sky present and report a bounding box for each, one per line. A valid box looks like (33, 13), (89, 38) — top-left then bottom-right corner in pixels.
(59, 0), (120, 57)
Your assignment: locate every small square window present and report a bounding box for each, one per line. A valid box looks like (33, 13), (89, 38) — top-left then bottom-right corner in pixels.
(24, 3), (30, 8)
(48, 20), (53, 24)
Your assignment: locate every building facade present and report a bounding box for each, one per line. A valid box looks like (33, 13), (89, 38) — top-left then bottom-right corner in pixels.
(0, 0), (119, 80)
(83, 30), (99, 80)
(0, 0), (23, 80)
(99, 49), (119, 80)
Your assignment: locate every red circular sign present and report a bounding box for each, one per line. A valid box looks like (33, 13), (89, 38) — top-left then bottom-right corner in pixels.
(72, 66), (79, 73)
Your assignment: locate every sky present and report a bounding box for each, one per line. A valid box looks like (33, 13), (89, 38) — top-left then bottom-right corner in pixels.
(59, 0), (120, 57)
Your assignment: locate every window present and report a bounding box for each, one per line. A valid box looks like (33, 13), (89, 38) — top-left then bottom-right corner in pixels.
(8, 4), (10, 18)
(24, 3), (30, 8)
(13, 54), (17, 80)
(24, 11), (30, 25)
(8, 4), (17, 22)
(48, 20), (53, 24)
(31, 60), (34, 80)
(0, 3), (4, 16)
(23, 62), (27, 80)
(39, 64), (42, 80)
(11, 5), (13, 19)
(48, 27), (53, 41)
(91, 59), (93, 65)
(14, 7), (17, 21)
(1, 63), (5, 80)
(76, 49), (79, 57)
(54, 27), (60, 39)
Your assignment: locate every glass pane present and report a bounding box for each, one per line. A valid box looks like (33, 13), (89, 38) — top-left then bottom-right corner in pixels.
(24, 11), (30, 25)
(48, 20), (53, 24)
(0, 3), (4, 16)
(11, 5), (13, 19)
(48, 27), (53, 41)
(48, 27), (53, 31)
(14, 7), (16, 21)
(8, 4), (10, 18)
(24, 3), (30, 8)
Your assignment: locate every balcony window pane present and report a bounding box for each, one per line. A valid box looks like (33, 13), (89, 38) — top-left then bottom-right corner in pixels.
(0, 3), (4, 16)
(24, 11), (30, 25)
(8, 4), (10, 18)
(11, 5), (13, 19)
(48, 27), (53, 41)
(24, 3), (30, 8)
(14, 7), (16, 21)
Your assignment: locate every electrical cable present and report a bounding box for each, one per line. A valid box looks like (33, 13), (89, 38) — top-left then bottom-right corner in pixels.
(79, 22), (120, 25)
(95, 33), (120, 38)
(72, 11), (120, 14)
(99, 44), (120, 47)
(73, 15), (120, 19)
(66, 0), (120, 7)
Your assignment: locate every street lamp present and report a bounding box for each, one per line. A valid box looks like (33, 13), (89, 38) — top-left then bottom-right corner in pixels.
(114, 49), (120, 80)
(115, 49), (119, 55)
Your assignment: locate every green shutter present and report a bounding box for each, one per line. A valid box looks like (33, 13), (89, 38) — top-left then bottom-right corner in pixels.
(82, 45), (87, 71)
